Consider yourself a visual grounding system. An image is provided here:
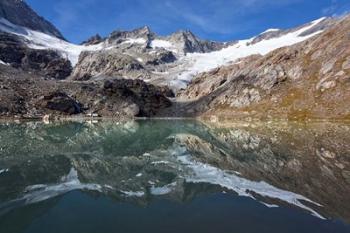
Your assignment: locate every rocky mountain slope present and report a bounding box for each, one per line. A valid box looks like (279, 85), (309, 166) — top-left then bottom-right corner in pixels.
(0, 31), (72, 80)
(171, 15), (350, 120)
(0, 0), (348, 119)
(0, 0), (64, 39)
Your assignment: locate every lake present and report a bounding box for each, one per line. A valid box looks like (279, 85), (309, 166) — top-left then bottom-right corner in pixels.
(0, 120), (349, 233)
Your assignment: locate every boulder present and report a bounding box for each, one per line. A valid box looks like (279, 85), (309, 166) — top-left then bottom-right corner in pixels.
(44, 92), (83, 115)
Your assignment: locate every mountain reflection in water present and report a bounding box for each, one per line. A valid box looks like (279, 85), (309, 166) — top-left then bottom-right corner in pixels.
(0, 120), (349, 233)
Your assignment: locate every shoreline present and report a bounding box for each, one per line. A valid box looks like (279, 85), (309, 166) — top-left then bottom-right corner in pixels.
(0, 115), (350, 124)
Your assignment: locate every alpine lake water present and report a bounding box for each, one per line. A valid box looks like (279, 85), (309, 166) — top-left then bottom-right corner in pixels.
(0, 119), (349, 233)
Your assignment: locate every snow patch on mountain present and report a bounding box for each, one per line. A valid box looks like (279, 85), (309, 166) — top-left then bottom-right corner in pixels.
(150, 39), (177, 53)
(169, 17), (326, 88)
(122, 38), (147, 45)
(0, 17), (103, 66)
(262, 28), (280, 34)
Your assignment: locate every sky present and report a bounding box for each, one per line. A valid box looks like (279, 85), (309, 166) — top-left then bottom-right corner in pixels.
(26, 0), (350, 44)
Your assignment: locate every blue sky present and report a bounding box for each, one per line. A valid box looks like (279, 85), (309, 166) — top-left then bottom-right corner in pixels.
(27, 0), (350, 43)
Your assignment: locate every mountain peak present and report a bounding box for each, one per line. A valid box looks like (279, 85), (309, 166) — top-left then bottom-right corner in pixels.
(0, 0), (65, 40)
(81, 34), (103, 45)
(138, 25), (152, 33)
(108, 25), (155, 43)
(171, 29), (196, 39)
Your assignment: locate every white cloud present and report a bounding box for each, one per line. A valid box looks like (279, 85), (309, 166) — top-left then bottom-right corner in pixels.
(111, 0), (305, 36)
(322, 0), (350, 16)
(53, 0), (98, 30)
(322, 0), (339, 15)
(44, 0), (325, 42)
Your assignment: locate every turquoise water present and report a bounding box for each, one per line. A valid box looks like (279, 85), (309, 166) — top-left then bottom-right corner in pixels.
(0, 120), (349, 233)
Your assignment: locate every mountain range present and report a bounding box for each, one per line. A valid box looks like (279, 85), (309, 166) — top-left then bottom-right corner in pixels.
(0, 0), (349, 120)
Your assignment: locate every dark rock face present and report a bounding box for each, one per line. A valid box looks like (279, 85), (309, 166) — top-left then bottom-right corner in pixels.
(102, 79), (172, 117)
(81, 34), (103, 45)
(0, 65), (172, 118)
(145, 50), (176, 66)
(158, 86), (175, 98)
(22, 50), (73, 80)
(0, 33), (25, 66)
(43, 92), (83, 114)
(0, 32), (72, 79)
(0, 0), (65, 39)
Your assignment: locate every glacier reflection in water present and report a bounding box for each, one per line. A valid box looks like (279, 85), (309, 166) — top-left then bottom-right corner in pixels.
(0, 120), (349, 233)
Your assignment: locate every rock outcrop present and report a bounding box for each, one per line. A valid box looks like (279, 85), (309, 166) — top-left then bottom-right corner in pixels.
(72, 51), (146, 81)
(166, 30), (230, 54)
(40, 91), (83, 115)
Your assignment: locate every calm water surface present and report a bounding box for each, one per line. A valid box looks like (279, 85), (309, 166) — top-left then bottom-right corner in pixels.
(0, 120), (349, 233)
